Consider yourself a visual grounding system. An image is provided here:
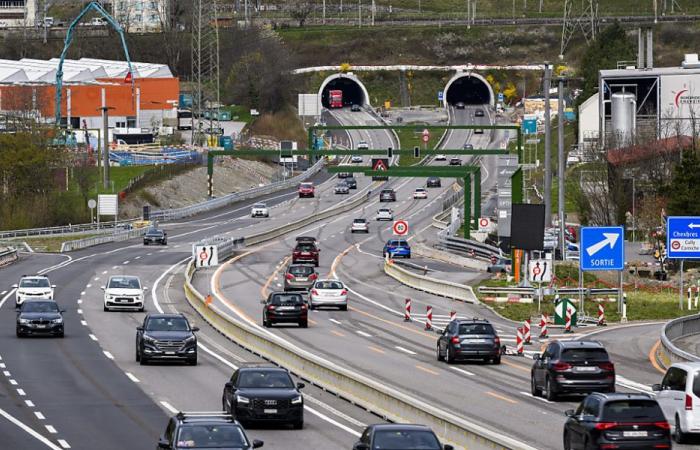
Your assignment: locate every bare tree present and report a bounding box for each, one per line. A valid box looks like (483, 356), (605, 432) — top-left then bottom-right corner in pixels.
(287, 0), (314, 26)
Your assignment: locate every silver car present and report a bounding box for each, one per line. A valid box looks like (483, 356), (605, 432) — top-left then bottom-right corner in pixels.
(284, 264), (318, 291)
(376, 208), (393, 221)
(335, 182), (350, 194)
(309, 279), (348, 310)
(351, 218), (369, 233)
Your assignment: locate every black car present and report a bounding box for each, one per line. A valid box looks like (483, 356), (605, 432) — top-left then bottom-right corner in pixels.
(353, 424), (453, 450)
(136, 313), (199, 366)
(16, 300), (64, 338)
(144, 227), (167, 245)
(426, 177), (441, 188)
(475, 109), (485, 117)
(436, 319), (501, 364)
(351, 104), (361, 112)
(449, 157), (462, 166)
(158, 412), (263, 450)
(455, 102), (465, 109)
(474, 128), (484, 134)
(563, 393), (671, 450)
(379, 189), (396, 202)
(531, 340), (615, 401)
(262, 292), (308, 328)
(345, 177), (357, 189)
(222, 364), (304, 429)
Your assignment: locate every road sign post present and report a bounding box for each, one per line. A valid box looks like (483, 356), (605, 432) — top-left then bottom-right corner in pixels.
(666, 217), (700, 309)
(580, 226), (625, 315)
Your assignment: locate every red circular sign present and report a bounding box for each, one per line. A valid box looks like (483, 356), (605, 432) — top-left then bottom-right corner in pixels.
(671, 240), (681, 250)
(422, 129), (430, 136)
(479, 218), (489, 228)
(393, 220), (409, 236)
(422, 134), (429, 143)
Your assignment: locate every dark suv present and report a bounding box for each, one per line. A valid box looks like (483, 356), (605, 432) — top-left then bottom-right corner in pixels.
(353, 424), (453, 450)
(262, 292), (308, 328)
(563, 393), (671, 450)
(221, 364), (305, 429)
(157, 412), (263, 450)
(16, 300), (64, 338)
(136, 313), (199, 366)
(531, 340), (615, 401)
(292, 236), (319, 267)
(379, 189), (396, 202)
(144, 227), (167, 245)
(436, 319), (502, 364)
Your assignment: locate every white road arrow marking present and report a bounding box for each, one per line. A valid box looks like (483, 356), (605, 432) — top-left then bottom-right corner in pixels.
(585, 232), (620, 256)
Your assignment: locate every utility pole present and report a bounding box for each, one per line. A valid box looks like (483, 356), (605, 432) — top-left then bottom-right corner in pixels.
(371, 0), (375, 25)
(43, 0), (48, 44)
(358, 0), (362, 27)
(557, 77), (566, 260)
(99, 106), (111, 190)
(323, 0), (326, 24)
(543, 63), (553, 227)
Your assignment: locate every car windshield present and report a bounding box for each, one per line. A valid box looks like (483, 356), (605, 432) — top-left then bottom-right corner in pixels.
(146, 317), (190, 331)
(315, 281), (343, 290)
(288, 266), (313, 276)
(379, 209), (391, 214)
(21, 301), (58, 313)
(108, 277), (140, 289)
(602, 400), (665, 421)
(238, 370), (294, 389)
(20, 278), (50, 288)
(253, 203), (266, 208)
(561, 347), (609, 362)
(372, 430), (441, 450)
(146, 229), (163, 236)
(300, 183), (313, 188)
(458, 323), (495, 335)
(270, 294), (304, 305)
(176, 424), (248, 448)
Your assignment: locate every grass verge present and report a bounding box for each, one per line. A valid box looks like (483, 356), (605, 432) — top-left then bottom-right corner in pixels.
(14, 234), (102, 253)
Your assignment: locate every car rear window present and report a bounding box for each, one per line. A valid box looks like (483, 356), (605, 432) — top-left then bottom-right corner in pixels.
(459, 323), (495, 335)
(315, 281), (343, 289)
(391, 240), (408, 246)
(561, 347), (609, 362)
(381, 189), (394, 194)
(354, 219), (366, 223)
(602, 400), (665, 421)
(289, 266), (313, 276)
(372, 430), (441, 450)
(296, 244), (315, 252)
(270, 294), (304, 305)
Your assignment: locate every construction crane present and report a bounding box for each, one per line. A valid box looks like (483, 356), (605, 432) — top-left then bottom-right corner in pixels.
(54, 1), (135, 124)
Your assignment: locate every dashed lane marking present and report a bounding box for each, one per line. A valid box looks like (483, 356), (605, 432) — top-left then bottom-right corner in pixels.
(58, 440), (71, 449)
(24, 400), (34, 407)
(34, 412), (45, 420)
(160, 401), (178, 414)
(329, 318), (342, 325)
(125, 372), (140, 383)
(395, 346), (417, 355)
(485, 391), (518, 404)
(45, 425), (57, 434)
(519, 391), (553, 404)
(88, 334), (98, 341)
(9, 379), (17, 385)
(103, 351), (114, 360)
(356, 330), (372, 338)
(80, 320), (87, 326)
(449, 367), (475, 377)
(16, 388), (25, 396)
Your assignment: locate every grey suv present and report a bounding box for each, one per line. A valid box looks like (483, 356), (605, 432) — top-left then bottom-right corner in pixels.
(283, 264), (318, 291)
(379, 189), (396, 202)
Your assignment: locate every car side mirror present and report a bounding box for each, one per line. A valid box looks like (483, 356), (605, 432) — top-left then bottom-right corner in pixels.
(297, 382), (305, 389)
(11, 284), (18, 288)
(157, 438), (171, 449)
(143, 287), (149, 291)
(252, 440), (264, 449)
(652, 383), (662, 391)
(136, 326), (144, 331)
(565, 409), (575, 417)
(444, 445), (454, 450)
(225, 381), (233, 389)
(51, 284), (56, 288)
(191, 327), (199, 332)
(60, 309), (66, 314)
(100, 286), (105, 291)
(532, 353), (541, 361)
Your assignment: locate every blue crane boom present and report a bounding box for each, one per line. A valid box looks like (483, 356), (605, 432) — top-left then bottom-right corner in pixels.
(54, 1), (135, 124)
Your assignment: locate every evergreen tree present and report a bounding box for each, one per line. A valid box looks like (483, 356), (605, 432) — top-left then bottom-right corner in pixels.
(666, 150), (700, 215)
(579, 22), (635, 101)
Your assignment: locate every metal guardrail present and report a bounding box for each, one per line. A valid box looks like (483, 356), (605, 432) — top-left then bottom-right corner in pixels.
(437, 235), (501, 260)
(659, 316), (700, 368)
(60, 227), (147, 252)
(477, 286), (620, 296)
(184, 261), (534, 450)
(0, 220), (136, 239)
(413, 243), (488, 272)
(384, 257), (478, 303)
(0, 247), (19, 266)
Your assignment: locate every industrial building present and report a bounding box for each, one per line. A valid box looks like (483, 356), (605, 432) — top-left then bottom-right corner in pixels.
(112, 0), (168, 32)
(0, 0), (37, 27)
(0, 57), (179, 131)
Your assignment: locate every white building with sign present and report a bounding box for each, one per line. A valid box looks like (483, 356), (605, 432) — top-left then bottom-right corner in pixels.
(112, 0), (168, 32)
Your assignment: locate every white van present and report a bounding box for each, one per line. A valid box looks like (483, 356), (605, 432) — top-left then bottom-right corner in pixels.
(653, 362), (700, 443)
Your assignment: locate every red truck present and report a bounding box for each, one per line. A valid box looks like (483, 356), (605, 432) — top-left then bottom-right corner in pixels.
(329, 90), (343, 108)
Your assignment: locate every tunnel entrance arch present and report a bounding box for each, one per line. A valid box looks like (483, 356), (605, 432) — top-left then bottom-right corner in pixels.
(319, 73), (371, 109)
(443, 72), (494, 107)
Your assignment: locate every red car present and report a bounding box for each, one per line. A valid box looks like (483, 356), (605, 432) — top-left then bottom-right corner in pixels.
(298, 182), (315, 198)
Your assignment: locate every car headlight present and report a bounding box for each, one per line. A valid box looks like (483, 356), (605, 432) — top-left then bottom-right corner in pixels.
(18, 318), (30, 324)
(235, 395), (250, 404)
(143, 335), (157, 344)
(52, 318), (63, 324)
(184, 335), (196, 344)
(291, 395), (303, 405)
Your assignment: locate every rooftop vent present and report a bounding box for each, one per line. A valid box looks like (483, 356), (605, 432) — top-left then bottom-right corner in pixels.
(682, 54), (700, 69)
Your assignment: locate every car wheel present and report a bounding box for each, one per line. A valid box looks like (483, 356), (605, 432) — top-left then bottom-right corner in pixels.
(436, 345), (444, 362)
(675, 415), (688, 444)
(351, 230), (355, 233)
(492, 356), (501, 365)
(138, 306), (145, 312)
(446, 346), (455, 364)
(136, 347), (141, 362)
(563, 431), (572, 450)
(340, 305), (347, 311)
(545, 377), (557, 401)
(188, 356), (198, 366)
(263, 318), (270, 328)
(144, 241), (148, 245)
(103, 305), (109, 312)
(308, 303), (315, 310)
(16, 330), (23, 338)
(57, 331), (64, 338)
(222, 397), (228, 413)
(314, 261), (319, 267)
(300, 320), (308, 328)
(293, 419), (304, 430)
(530, 374), (541, 397)
(139, 357), (148, 366)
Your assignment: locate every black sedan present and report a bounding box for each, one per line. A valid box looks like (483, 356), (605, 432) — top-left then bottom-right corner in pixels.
(16, 300), (64, 338)
(144, 227), (167, 245)
(262, 292), (308, 328)
(353, 424), (453, 450)
(426, 177), (441, 188)
(345, 177), (357, 189)
(449, 157), (462, 166)
(563, 393), (671, 450)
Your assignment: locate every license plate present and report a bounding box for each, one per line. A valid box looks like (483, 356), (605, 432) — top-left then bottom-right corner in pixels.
(466, 338), (486, 343)
(574, 366), (597, 372)
(278, 306), (295, 311)
(623, 431), (647, 437)
(296, 278), (307, 282)
(302, 252), (310, 256)
(165, 351), (175, 355)
(263, 409), (277, 414)
(35, 324), (46, 328)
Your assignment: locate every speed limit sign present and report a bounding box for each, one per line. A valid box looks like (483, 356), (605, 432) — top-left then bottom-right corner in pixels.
(393, 220), (409, 236)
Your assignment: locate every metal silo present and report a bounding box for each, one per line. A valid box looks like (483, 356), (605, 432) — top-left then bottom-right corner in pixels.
(611, 92), (636, 146)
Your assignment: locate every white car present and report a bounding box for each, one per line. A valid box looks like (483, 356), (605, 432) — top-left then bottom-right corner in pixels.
(351, 218), (369, 233)
(102, 275), (147, 312)
(357, 141), (369, 150)
(351, 155), (363, 163)
(413, 188), (428, 199)
(434, 154), (447, 161)
(13, 276), (55, 307)
(376, 208), (393, 221)
(654, 362), (700, 442)
(309, 279), (348, 310)
(251, 202), (269, 218)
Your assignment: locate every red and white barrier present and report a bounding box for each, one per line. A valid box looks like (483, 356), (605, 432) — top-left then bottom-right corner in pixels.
(523, 319), (531, 344)
(695, 287), (699, 309)
(449, 311), (457, 322)
(565, 307), (573, 333)
(425, 305), (433, 330)
(688, 287), (693, 310)
(539, 314), (548, 338)
(515, 327), (524, 355)
(597, 303), (606, 326)
(404, 298), (411, 322)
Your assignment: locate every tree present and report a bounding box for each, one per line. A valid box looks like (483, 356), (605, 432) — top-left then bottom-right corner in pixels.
(666, 149), (700, 216)
(579, 22), (635, 100)
(288, 0), (314, 27)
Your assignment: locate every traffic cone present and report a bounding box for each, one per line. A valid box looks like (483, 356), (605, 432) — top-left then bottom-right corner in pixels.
(539, 314), (548, 338)
(425, 306), (433, 330)
(597, 303), (606, 326)
(516, 327), (524, 355)
(523, 319), (531, 345)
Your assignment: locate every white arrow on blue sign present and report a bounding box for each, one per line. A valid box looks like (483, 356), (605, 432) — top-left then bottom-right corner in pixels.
(666, 216), (700, 259)
(438, 91), (444, 101)
(580, 226), (625, 271)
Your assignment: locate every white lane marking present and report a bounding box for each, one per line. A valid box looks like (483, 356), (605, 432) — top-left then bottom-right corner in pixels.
(34, 412), (45, 420)
(123, 260), (130, 265)
(77, 300), (82, 304)
(160, 401), (178, 414)
(89, 334), (98, 341)
(112, 266), (119, 269)
(80, 291), (85, 296)
(395, 346), (417, 355)
(0, 363), (4, 369)
(0, 406), (63, 450)
(86, 284), (92, 288)
(305, 406), (361, 437)
(0, 288), (17, 309)
(9, 379), (17, 385)
(125, 372), (140, 383)
(135, 256), (141, 260)
(103, 351), (114, 360)
(450, 367), (475, 377)
(93, 277), (99, 281)
(58, 440), (71, 449)
(45, 425), (57, 434)
(16, 388), (25, 396)
(147, 253), (153, 256)
(3, 370), (9, 376)
(77, 309), (83, 315)
(329, 318), (342, 325)
(356, 330), (372, 338)
(102, 271), (108, 274)
(80, 320), (87, 326)
(0, 291), (5, 295)
(617, 375), (653, 393)
(519, 391), (553, 404)
(25, 400), (34, 407)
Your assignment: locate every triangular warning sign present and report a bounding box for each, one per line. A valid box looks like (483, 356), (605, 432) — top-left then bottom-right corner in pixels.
(373, 159), (388, 171)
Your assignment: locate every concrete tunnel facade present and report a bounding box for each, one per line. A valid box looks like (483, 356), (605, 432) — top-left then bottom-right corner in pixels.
(443, 71), (495, 107)
(319, 73), (371, 108)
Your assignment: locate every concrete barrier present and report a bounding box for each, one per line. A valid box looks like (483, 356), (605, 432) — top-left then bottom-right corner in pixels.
(658, 315), (700, 369)
(183, 261), (535, 450)
(0, 248), (18, 267)
(413, 243), (487, 271)
(383, 257), (478, 304)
